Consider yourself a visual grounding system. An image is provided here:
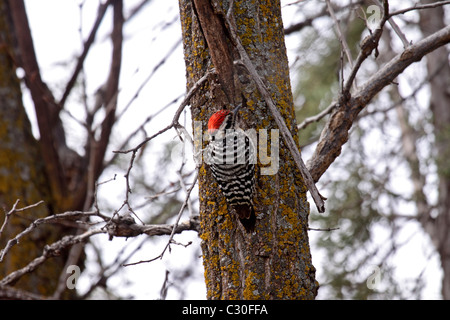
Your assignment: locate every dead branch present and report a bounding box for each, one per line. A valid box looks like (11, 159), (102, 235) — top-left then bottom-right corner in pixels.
(326, 0), (354, 70)
(123, 171), (199, 266)
(0, 206), (200, 288)
(374, 0), (409, 49)
(0, 210), (98, 262)
(114, 68), (212, 156)
(92, 0), (124, 182)
(0, 228), (104, 287)
(58, 0), (114, 108)
(296, 0), (383, 132)
(343, 0), (388, 97)
(284, 1), (365, 36)
(106, 212), (199, 239)
(109, 69), (210, 219)
(389, 0), (450, 18)
(308, 227), (339, 232)
(0, 285), (45, 300)
(297, 102), (337, 131)
(307, 23), (450, 183)
(0, 200), (45, 238)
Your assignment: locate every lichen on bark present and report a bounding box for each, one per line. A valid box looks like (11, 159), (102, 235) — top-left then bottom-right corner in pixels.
(0, 0), (67, 296)
(179, 0), (318, 299)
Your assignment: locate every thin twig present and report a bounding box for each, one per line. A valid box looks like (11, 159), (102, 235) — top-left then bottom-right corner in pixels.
(307, 22), (450, 182)
(59, 0), (114, 108)
(114, 69), (212, 155)
(0, 228), (104, 287)
(106, 94), (183, 168)
(123, 171), (198, 266)
(284, 1), (365, 35)
(0, 206), (200, 287)
(342, 0), (388, 96)
(298, 1), (389, 133)
(113, 39), (182, 124)
(326, 0), (354, 70)
(374, 0), (409, 49)
(0, 210), (98, 263)
(389, 1), (450, 18)
(0, 200), (45, 237)
(308, 227), (339, 232)
(109, 69), (209, 234)
(297, 102), (337, 130)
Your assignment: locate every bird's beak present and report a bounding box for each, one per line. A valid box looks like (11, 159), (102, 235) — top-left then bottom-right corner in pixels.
(232, 104), (242, 123)
(232, 104), (243, 114)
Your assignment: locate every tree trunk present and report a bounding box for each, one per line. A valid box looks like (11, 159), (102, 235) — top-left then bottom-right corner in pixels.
(419, 2), (450, 300)
(179, 0), (318, 299)
(0, 0), (67, 296)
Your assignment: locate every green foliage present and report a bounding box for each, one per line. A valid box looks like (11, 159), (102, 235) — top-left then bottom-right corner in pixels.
(293, 13), (365, 146)
(292, 9), (435, 299)
(310, 127), (423, 299)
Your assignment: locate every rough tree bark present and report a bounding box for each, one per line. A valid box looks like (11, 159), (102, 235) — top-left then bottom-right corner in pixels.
(0, 0), (66, 297)
(0, 0), (123, 298)
(179, 0), (318, 299)
(418, 1), (450, 300)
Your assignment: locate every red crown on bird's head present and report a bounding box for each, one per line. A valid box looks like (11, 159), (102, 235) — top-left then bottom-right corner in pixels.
(208, 109), (230, 135)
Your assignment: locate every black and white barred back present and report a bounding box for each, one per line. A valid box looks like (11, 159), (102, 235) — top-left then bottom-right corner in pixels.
(207, 109), (256, 232)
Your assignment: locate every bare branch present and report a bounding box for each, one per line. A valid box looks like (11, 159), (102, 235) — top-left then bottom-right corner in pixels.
(374, 0), (409, 49)
(113, 39), (182, 125)
(284, 7), (327, 35)
(284, 1), (365, 36)
(308, 227), (339, 232)
(389, 0), (450, 18)
(0, 210), (97, 262)
(106, 213), (200, 240)
(0, 228), (103, 287)
(0, 200), (45, 238)
(112, 88), (203, 222)
(123, 171), (199, 266)
(9, 0), (72, 204)
(307, 23), (450, 183)
(326, 0), (354, 70)
(92, 0), (124, 181)
(58, 0), (114, 108)
(113, 68), (212, 156)
(297, 102), (337, 131)
(0, 206), (200, 288)
(342, 0), (388, 96)
(0, 285), (45, 300)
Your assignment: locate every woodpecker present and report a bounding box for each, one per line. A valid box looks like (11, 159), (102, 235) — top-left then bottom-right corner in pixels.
(206, 105), (256, 232)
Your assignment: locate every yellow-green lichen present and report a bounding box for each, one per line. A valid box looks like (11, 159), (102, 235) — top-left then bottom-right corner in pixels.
(180, 0), (317, 300)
